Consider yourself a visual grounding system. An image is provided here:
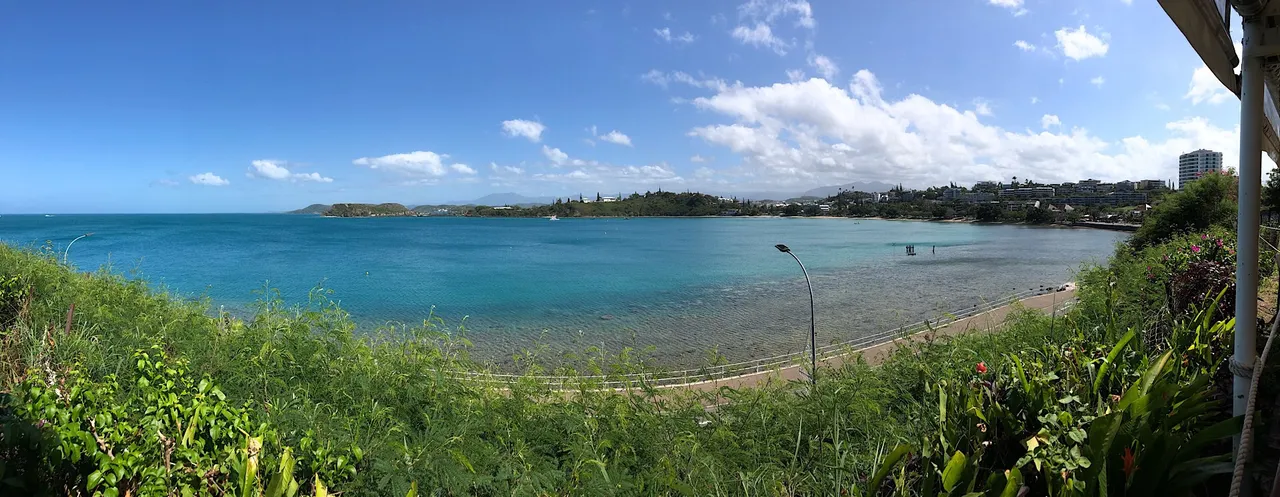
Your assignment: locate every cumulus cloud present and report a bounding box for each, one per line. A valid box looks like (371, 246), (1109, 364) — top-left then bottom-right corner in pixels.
(654, 27), (696, 43)
(542, 145), (569, 165)
(1013, 40), (1036, 52)
(353, 151), (449, 177)
(451, 163), (477, 174)
(247, 159), (334, 183)
(988, 0), (1028, 16)
(1041, 114), (1061, 129)
(501, 119), (546, 142)
(189, 173), (229, 186)
(597, 130), (633, 146)
(679, 70), (1247, 190)
(1186, 65), (1233, 105)
(1055, 26), (1110, 60)
(732, 23), (789, 54)
(973, 99), (993, 116)
(807, 54), (838, 80)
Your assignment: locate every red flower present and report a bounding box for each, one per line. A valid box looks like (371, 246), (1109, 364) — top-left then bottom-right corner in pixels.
(976, 362), (988, 374)
(1122, 447), (1138, 478)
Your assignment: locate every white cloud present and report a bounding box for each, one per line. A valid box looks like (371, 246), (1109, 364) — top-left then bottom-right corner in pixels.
(597, 130), (633, 146)
(654, 27), (696, 44)
(490, 162), (525, 175)
(501, 119), (546, 142)
(786, 69), (806, 82)
(1041, 114), (1061, 129)
(642, 70), (730, 92)
(248, 159), (292, 180)
(1055, 26), (1110, 60)
(988, 0), (1028, 16)
(189, 173), (229, 186)
(679, 70), (1252, 190)
(807, 54), (838, 80)
(292, 172), (334, 183)
(973, 99), (993, 116)
(732, 23), (789, 55)
(542, 145), (569, 165)
(353, 151), (449, 177)
(691, 154), (713, 163)
(1185, 65), (1233, 105)
(1013, 40), (1036, 52)
(1091, 76), (1106, 87)
(245, 159), (335, 183)
(1030, 96), (1040, 104)
(451, 163), (477, 174)
(738, 0), (815, 29)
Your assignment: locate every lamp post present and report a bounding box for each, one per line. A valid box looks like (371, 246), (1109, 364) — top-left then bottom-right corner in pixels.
(64, 233), (92, 264)
(775, 244), (816, 385)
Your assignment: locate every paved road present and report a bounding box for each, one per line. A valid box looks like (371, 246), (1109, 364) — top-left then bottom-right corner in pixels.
(661, 288), (1076, 394)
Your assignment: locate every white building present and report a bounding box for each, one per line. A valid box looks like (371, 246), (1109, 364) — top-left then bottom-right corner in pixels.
(1178, 149), (1223, 188)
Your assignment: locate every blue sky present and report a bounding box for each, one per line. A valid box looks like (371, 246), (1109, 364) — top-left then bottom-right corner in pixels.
(0, 0), (1256, 213)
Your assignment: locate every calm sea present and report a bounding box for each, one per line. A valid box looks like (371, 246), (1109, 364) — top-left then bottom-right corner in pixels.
(0, 215), (1126, 366)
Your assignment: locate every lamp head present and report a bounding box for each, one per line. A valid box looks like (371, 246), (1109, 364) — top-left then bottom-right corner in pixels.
(774, 244), (790, 253)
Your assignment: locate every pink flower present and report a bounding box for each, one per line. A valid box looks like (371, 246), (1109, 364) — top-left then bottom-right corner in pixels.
(1216, 239), (1224, 248)
(1191, 245), (1202, 253)
(1202, 234), (1209, 240)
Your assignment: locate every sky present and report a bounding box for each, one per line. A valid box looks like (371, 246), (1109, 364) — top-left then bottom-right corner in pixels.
(0, 0), (1267, 213)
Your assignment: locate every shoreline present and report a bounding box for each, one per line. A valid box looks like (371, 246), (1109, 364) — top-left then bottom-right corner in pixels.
(315, 213), (1128, 231)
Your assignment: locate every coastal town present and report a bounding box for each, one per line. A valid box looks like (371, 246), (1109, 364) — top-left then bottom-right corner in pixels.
(310, 148), (1238, 228)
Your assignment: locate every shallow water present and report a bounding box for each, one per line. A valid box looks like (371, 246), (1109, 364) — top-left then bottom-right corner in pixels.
(0, 215), (1125, 366)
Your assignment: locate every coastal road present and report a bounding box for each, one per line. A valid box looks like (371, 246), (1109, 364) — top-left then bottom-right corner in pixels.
(662, 288), (1076, 394)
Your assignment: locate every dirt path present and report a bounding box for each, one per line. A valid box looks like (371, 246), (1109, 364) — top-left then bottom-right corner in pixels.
(662, 288), (1076, 394)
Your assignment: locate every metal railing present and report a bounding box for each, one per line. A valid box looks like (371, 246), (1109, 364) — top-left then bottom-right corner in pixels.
(452, 287), (1065, 389)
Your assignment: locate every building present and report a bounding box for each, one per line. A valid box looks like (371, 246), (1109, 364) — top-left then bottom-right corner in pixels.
(973, 181), (1000, 191)
(1077, 179), (1101, 193)
(943, 187), (962, 200)
(1136, 179), (1168, 191)
(961, 192), (995, 203)
(1114, 180), (1134, 191)
(1178, 149), (1223, 188)
(997, 186), (1056, 199)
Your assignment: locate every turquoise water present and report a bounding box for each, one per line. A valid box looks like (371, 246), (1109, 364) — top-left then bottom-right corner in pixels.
(0, 215), (1126, 366)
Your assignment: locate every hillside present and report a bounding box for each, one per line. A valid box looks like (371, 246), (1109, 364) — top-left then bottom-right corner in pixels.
(322, 203), (416, 217)
(287, 203), (331, 214)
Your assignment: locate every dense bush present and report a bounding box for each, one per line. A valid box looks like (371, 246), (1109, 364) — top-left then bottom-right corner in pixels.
(0, 229), (1258, 495)
(1130, 171), (1236, 249)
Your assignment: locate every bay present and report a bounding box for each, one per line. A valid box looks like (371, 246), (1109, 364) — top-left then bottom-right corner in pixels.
(0, 214), (1126, 366)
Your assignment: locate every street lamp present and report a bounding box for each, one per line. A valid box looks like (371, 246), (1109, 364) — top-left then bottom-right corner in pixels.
(64, 233), (92, 264)
(775, 243), (816, 385)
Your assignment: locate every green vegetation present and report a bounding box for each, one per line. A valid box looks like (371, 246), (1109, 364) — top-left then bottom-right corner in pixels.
(1130, 171), (1236, 249)
(322, 203), (415, 217)
(287, 204), (331, 215)
(476, 191), (748, 217)
(2, 178), (1274, 495)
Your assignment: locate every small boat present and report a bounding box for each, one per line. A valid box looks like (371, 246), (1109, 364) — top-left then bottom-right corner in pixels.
(549, 215), (559, 221)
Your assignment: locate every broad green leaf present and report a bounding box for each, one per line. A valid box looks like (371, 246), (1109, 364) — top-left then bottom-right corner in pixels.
(405, 481), (418, 497)
(942, 451), (967, 492)
(1093, 328), (1135, 395)
(999, 469), (1023, 497)
(1180, 415), (1243, 458)
(869, 444), (912, 493)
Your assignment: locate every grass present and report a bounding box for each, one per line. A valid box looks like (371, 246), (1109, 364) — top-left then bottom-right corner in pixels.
(0, 238), (1246, 495)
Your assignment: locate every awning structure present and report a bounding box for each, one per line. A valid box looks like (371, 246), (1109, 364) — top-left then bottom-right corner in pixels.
(1159, 2), (1275, 494)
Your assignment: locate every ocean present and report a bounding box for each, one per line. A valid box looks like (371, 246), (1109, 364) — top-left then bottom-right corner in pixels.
(0, 214), (1126, 366)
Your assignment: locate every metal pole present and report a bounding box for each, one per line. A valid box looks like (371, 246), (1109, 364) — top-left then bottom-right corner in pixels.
(788, 251), (817, 385)
(1233, 16), (1263, 494)
(63, 233), (92, 264)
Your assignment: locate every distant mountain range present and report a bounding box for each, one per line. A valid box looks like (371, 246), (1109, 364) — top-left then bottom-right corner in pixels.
(445, 192), (557, 207)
